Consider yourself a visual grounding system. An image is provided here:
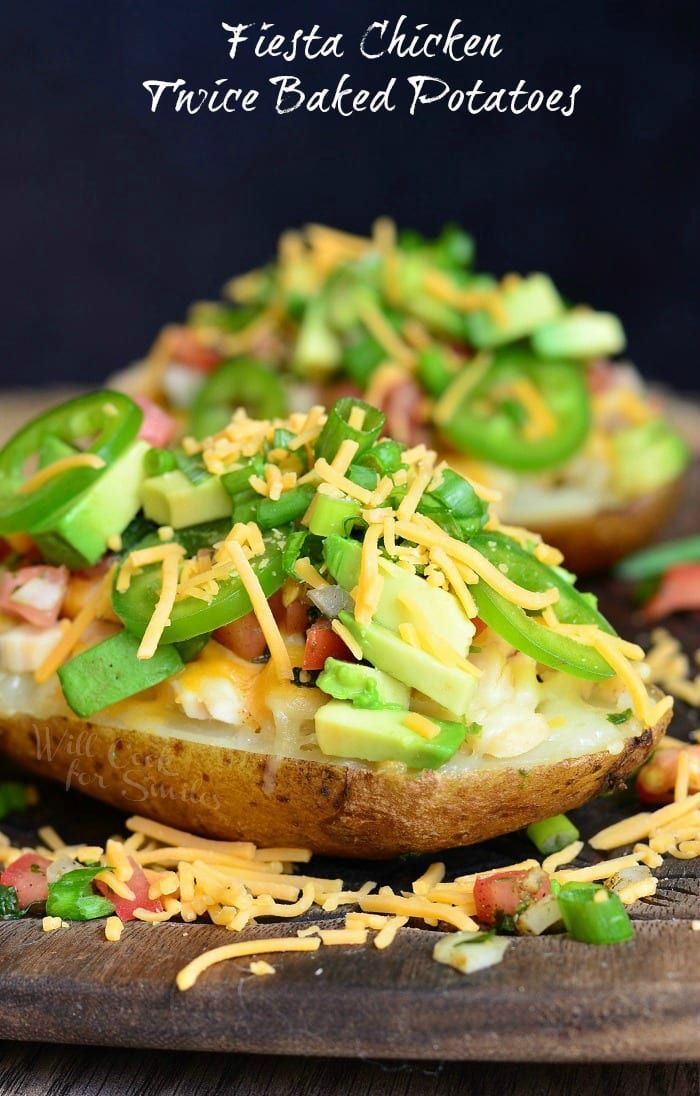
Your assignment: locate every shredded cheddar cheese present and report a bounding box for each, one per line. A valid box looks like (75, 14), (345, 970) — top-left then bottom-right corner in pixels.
(177, 936), (322, 989)
(402, 712), (440, 740)
(105, 916), (124, 942)
(228, 541), (292, 681)
(137, 545), (184, 659)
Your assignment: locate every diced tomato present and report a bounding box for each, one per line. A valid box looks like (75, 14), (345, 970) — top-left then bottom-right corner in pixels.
(134, 396), (178, 448)
(0, 853), (51, 907)
(302, 619), (353, 670)
(587, 360), (617, 394)
(162, 325), (223, 374)
(283, 595), (311, 636)
(269, 590), (311, 636)
(95, 858), (163, 922)
(642, 563), (700, 623)
(0, 565), (68, 628)
(473, 868), (551, 928)
(380, 378), (431, 447)
(214, 612), (268, 661)
(635, 745), (700, 805)
(472, 617), (487, 639)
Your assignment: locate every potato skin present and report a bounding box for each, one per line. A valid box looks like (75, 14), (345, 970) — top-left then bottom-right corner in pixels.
(0, 701), (670, 859)
(531, 475), (683, 576)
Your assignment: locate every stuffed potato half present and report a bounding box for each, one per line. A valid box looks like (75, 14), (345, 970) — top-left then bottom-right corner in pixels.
(0, 392), (671, 857)
(116, 220), (688, 573)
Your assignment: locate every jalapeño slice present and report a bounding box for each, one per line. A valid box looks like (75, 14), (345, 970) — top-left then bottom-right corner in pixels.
(438, 348), (590, 472)
(0, 391), (143, 535)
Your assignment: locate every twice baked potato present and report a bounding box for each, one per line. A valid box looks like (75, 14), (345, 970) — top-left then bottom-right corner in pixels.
(0, 391), (672, 857)
(113, 220), (688, 573)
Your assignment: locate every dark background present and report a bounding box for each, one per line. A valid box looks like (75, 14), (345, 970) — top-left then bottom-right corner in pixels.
(2, 0), (698, 391)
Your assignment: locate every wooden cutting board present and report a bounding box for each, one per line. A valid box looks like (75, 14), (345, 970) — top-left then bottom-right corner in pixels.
(0, 392), (698, 1062)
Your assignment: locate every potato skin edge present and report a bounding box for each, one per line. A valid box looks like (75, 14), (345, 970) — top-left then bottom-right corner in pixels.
(0, 701), (669, 859)
(531, 476), (683, 575)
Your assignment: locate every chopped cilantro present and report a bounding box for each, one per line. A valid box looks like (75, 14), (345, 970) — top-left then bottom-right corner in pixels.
(607, 709), (632, 725)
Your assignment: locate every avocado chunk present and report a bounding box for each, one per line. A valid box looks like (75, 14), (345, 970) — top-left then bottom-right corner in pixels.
(315, 699), (466, 769)
(58, 630), (183, 718)
(316, 657), (410, 709)
(141, 469), (231, 528)
(531, 310), (626, 360)
(612, 419), (688, 496)
(464, 273), (564, 349)
(324, 535), (475, 655)
(33, 440), (150, 569)
(338, 611), (476, 716)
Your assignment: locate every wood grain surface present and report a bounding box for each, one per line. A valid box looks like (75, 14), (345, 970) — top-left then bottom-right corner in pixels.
(0, 391), (698, 1091)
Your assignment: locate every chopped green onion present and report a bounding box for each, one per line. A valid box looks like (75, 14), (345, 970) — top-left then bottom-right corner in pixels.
(358, 439), (405, 475)
(231, 490), (258, 524)
(272, 428), (296, 450)
(221, 456), (265, 498)
(307, 493), (361, 537)
(427, 468), (487, 525)
(556, 882), (634, 944)
(282, 530), (308, 578)
(416, 346), (455, 397)
(144, 448), (177, 477)
(314, 397), (385, 464)
(346, 464), (378, 492)
(615, 535), (700, 582)
(256, 487), (314, 531)
(173, 449), (210, 485)
(342, 334), (385, 386)
(526, 813), (580, 856)
(46, 867), (116, 922)
(0, 782), (31, 821)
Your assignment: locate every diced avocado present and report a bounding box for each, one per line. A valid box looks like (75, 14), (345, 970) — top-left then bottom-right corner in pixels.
(315, 699), (466, 769)
(291, 299), (342, 378)
(58, 630), (183, 718)
(33, 440), (150, 569)
(141, 469), (231, 528)
(464, 273), (564, 349)
(338, 611), (476, 716)
(532, 310), (626, 360)
(316, 657), (410, 709)
(612, 420), (689, 496)
(324, 536), (475, 655)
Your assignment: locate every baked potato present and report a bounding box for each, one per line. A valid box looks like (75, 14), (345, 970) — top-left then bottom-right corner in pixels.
(0, 391), (672, 857)
(113, 220), (688, 573)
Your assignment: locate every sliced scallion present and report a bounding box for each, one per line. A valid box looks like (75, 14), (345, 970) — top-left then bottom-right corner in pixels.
(314, 397), (385, 463)
(557, 881), (634, 944)
(526, 813), (580, 856)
